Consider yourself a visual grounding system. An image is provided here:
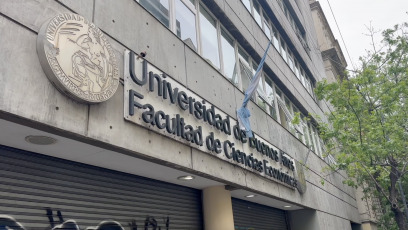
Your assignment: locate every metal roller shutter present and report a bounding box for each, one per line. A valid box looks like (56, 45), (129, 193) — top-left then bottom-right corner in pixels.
(0, 145), (203, 230)
(232, 198), (288, 230)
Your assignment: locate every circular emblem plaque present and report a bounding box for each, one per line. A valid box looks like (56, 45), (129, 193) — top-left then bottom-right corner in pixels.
(37, 13), (119, 104)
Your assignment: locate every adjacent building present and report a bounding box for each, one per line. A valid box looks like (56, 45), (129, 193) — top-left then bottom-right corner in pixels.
(310, 1), (380, 229)
(0, 0), (363, 229)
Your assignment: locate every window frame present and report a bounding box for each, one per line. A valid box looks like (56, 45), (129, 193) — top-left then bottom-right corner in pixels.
(219, 26), (239, 86)
(198, 3), (221, 69)
(171, 0), (199, 51)
(280, 36), (287, 62)
(264, 76), (278, 120)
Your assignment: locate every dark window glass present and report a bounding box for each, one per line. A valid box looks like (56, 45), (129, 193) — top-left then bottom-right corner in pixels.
(140, 0), (170, 27)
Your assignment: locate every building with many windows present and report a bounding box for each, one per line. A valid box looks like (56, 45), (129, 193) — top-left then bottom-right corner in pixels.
(0, 0), (364, 229)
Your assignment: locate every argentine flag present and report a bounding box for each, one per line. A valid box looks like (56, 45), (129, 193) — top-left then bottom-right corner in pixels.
(237, 40), (272, 138)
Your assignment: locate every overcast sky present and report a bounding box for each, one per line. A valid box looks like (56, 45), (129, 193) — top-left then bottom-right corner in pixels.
(317, 0), (408, 70)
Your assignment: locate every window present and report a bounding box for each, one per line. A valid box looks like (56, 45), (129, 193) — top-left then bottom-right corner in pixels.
(221, 29), (238, 85)
(252, 62), (260, 100)
(175, 0), (197, 50)
(199, 6), (220, 68)
(241, 0), (251, 12)
(263, 16), (272, 40)
(284, 97), (296, 135)
(238, 47), (252, 92)
(276, 89), (295, 131)
(258, 98), (268, 111)
(252, 61), (258, 76)
(138, 0), (321, 131)
(265, 77), (277, 120)
(301, 114), (311, 147)
(235, 0), (317, 98)
(294, 60), (300, 80)
(252, 0), (262, 27)
(305, 76), (312, 94)
(292, 106), (301, 138)
(139, 0), (170, 27)
(272, 27), (280, 51)
(278, 0), (307, 48)
(287, 50), (294, 71)
(280, 38), (287, 62)
(308, 123), (316, 152)
(256, 71), (264, 100)
(300, 68), (306, 87)
(308, 123), (323, 157)
(318, 137), (326, 156)
(313, 126), (322, 156)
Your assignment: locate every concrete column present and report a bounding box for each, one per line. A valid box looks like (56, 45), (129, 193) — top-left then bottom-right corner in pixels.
(202, 186), (235, 230)
(362, 222), (378, 230)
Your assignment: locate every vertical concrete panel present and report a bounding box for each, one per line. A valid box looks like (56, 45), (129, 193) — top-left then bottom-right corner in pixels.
(185, 46), (237, 117)
(0, 0), (70, 32)
(244, 172), (281, 198)
(191, 148), (247, 186)
(93, 0), (187, 85)
(85, 37), (193, 168)
(278, 183), (302, 204)
(219, 82), (239, 119)
(299, 182), (319, 209)
(203, 186), (235, 230)
(0, 16), (88, 135)
(57, 0), (94, 21)
(314, 211), (353, 230)
(87, 83), (194, 168)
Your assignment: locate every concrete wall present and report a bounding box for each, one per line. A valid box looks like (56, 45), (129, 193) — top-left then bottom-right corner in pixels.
(290, 209), (354, 230)
(0, 0), (361, 227)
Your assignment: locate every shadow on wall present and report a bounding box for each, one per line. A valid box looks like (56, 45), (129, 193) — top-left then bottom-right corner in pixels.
(288, 209), (319, 230)
(351, 222), (363, 230)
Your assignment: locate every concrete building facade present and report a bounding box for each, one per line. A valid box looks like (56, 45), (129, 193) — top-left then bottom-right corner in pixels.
(309, 0), (347, 83)
(0, 0), (362, 229)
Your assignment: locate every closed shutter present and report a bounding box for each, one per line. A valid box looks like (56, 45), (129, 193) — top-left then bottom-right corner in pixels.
(0, 145), (203, 230)
(232, 198), (288, 230)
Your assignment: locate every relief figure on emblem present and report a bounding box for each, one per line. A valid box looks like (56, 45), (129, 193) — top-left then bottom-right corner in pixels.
(70, 27), (111, 93)
(53, 23), (113, 94)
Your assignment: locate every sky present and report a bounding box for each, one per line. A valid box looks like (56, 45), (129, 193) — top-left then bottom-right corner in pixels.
(317, 0), (408, 70)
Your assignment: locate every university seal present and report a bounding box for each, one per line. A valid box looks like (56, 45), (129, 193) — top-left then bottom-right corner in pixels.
(37, 13), (119, 104)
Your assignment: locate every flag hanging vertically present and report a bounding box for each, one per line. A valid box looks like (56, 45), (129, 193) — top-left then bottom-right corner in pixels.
(237, 40), (272, 138)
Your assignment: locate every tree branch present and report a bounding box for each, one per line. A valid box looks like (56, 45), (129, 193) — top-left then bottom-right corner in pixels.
(346, 82), (364, 146)
(355, 158), (393, 205)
